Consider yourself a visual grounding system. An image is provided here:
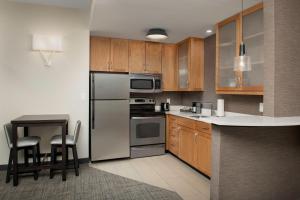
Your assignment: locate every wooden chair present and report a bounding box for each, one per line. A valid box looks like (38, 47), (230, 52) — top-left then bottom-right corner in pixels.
(50, 120), (81, 178)
(4, 123), (41, 183)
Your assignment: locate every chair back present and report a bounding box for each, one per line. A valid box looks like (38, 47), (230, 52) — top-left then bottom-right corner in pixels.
(3, 123), (12, 149)
(73, 120), (81, 144)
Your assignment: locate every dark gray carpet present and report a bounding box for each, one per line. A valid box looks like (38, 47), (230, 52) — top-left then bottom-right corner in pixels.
(0, 166), (182, 200)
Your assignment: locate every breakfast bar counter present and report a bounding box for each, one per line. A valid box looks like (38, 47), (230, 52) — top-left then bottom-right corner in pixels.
(166, 111), (300, 200)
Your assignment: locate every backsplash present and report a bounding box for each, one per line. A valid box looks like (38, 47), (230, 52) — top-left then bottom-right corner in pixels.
(181, 35), (263, 115)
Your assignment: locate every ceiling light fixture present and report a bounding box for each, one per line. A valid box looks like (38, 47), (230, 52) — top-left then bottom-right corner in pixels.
(234, 0), (252, 72)
(206, 29), (213, 34)
(146, 28), (168, 40)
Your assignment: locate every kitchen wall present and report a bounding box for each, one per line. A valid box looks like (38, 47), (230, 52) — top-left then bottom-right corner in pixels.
(181, 35), (263, 115)
(0, 1), (90, 165)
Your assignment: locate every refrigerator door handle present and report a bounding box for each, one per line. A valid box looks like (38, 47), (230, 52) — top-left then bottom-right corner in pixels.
(92, 73), (96, 99)
(91, 100), (95, 129)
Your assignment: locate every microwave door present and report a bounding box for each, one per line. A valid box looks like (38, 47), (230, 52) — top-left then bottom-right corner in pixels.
(130, 78), (154, 93)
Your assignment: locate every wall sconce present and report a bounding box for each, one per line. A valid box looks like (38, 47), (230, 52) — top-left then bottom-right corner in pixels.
(32, 34), (63, 66)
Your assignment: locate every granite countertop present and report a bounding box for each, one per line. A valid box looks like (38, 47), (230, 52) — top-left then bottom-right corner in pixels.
(166, 109), (300, 127)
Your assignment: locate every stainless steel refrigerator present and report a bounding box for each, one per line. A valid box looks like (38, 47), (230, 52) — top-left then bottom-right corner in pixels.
(90, 73), (130, 161)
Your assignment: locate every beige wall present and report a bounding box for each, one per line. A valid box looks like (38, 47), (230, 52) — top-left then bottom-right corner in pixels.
(0, 1), (90, 164)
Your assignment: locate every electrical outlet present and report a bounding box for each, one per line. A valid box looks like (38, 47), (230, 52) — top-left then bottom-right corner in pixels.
(166, 98), (171, 104)
(259, 103), (264, 113)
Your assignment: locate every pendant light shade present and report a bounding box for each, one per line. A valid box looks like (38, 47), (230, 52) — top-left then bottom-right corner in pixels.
(234, 43), (252, 71)
(233, 0), (252, 72)
(146, 28), (168, 40)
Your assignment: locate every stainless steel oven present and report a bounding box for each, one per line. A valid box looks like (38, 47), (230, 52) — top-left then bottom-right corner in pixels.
(129, 74), (162, 93)
(130, 98), (165, 158)
(130, 116), (165, 146)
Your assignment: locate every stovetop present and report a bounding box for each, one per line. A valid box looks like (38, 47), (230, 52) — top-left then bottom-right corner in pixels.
(130, 98), (165, 118)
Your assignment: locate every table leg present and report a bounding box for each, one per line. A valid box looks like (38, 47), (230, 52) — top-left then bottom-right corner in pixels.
(24, 127), (29, 167)
(62, 123), (67, 181)
(12, 124), (18, 186)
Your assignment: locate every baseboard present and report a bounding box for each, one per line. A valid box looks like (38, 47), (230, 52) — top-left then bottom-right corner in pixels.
(0, 158), (90, 171)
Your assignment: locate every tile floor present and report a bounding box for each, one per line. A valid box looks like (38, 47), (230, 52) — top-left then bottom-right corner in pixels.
(90, 153), (210, 200)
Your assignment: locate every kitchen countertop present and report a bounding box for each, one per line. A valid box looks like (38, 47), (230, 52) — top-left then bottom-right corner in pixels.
(166, 110), (300, 127)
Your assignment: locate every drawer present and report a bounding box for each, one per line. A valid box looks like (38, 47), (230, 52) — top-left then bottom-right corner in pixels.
(176, 116), (195, 129)
(195, 121), (211, 134)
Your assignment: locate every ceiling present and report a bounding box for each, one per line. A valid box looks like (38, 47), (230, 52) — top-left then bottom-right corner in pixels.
(10, 0), (91, 9)
(90, 0), (262, 43)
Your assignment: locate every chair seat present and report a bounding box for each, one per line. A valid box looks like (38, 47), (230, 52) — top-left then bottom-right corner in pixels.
(9, 136), (41, 148)
(50, 135), (75, 145)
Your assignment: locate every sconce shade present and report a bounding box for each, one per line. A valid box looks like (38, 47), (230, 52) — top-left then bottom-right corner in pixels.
(32, 35), (63, 52)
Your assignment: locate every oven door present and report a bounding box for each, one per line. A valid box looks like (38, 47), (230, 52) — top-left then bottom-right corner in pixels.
(130, 116), (165, 146)
(130, 74), (155, 93)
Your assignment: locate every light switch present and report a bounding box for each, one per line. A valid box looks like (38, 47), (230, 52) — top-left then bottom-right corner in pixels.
(259, 103), (264, 113)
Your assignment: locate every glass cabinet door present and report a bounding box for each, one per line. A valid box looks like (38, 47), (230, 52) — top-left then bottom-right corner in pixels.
(178, 41), (189, 89)
(217, 16), (239, 89)
(242, 7), (264, 88)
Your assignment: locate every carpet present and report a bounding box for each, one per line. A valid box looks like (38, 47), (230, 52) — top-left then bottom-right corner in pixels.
(0, 166), (183, 200)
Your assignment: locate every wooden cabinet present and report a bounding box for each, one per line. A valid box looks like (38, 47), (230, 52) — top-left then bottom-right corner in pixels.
(90, 37), (129, 72)
(129, 40), (146, 73)
(145, 42), (162, 73)
(178, 126), (195, 164)
(90, 37), (110, 71)
(166, 114), (211, 176)
(110, 38), (129, 72)
(178, 38), (204, 91)
(216, 3), (264, 95)
(162, 44), (178, 91)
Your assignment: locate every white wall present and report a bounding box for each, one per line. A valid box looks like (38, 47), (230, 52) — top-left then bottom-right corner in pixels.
(0, 0), (90, 164)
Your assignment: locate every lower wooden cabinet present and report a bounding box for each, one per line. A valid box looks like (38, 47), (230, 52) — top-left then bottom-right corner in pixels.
(166, 114), (211, 176)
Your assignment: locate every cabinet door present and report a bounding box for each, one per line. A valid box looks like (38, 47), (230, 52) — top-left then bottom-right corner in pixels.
(90, 37), (110, 71)
(242, 4), (264, 89)
(194, 132), (211, 176)
(178, 126), (195, 164)
(216, 15), (239, 89)
(145, 42), (162, 73)
(162, 44), (178, 91)
(178, 40), (189, 89)
(189, 38), (204, 90)
(110, 38), (129, 72)
(129, 40), (146, 73)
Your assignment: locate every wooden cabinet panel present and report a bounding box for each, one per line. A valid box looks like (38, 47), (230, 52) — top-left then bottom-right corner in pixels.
(189, 38), (204, 90)
(169, 127), (179, 155)
(90, 37), (110, 71)
(110, 38), (129, 72)
(129, 40), (146, 73)
(178, 126), (195, 164)
(145, 42), (162, 73)
(162, 44), (178, 91)
(194, 132), (211, 176)
(195, 121), (211, 134)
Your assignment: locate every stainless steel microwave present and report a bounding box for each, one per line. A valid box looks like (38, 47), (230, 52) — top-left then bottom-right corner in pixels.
(129, 74), (162, 93)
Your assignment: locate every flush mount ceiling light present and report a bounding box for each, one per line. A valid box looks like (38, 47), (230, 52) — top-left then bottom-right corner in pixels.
(206, 29), (213, 34)
(32, 34), (63, 67)
(146, 28), (168, 40)
(234, 0), (252, 72)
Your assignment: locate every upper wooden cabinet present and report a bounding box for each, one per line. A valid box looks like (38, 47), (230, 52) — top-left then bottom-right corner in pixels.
(129, 40), (146, 73)
(178, 38), (204, 91)
(90, 37), (110, 71)
(145, 42), (162, 73)
(90, 37), (129, 72)
(162, 44), (178, 91)
(216, 3), (264, 95)
(110, 38), (129, 72)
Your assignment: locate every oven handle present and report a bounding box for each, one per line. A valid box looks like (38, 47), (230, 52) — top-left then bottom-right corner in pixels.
(131, 116), (165, 120)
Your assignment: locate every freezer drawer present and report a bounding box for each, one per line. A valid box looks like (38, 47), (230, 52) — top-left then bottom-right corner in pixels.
(91, 100), (130, 161)
(91, 73), (129, 100)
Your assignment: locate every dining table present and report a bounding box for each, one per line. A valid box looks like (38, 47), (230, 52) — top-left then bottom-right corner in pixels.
(10, 114), (69, 186)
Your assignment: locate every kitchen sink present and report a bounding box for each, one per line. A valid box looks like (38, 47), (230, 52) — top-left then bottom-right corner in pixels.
(189, 115), (210, 119)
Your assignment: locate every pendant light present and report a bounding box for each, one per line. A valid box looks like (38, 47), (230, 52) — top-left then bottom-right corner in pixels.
(234, 0), (252, 72)
(146, 28), (168, 40)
